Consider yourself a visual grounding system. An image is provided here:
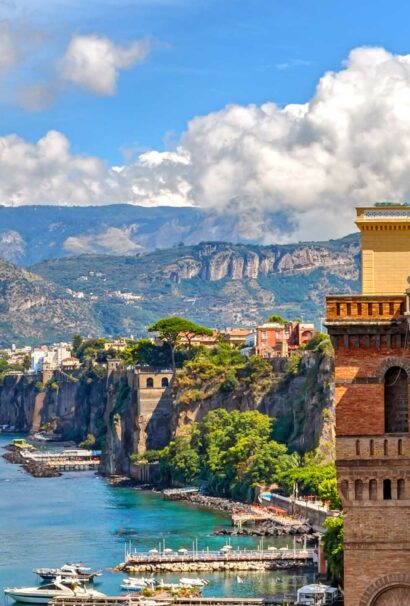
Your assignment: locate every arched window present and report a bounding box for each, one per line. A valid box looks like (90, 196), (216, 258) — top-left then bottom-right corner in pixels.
(369, 439), (374, 456)
(383, 479), (392, 500)
(161, 377), (169, 388)
(398, 479), (406, 500)
(385, 366), (409, 433)
(369, 479), (377, 500)
(146, 377), (154, 388)
(355, 479), (363, 500)
(355, 439), (361, 456)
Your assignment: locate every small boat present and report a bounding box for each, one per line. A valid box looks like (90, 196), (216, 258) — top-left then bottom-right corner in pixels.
(4, 579), (106, 604)
(120, 578), (156, 591)
(33, 563), (102, 582)
(179, 578), (209, 587)
(236, 576), (244, 584)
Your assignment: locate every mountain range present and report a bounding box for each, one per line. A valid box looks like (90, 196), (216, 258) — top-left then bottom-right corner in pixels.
(0, 204), (290, 266)
(0, 209), (361, 345)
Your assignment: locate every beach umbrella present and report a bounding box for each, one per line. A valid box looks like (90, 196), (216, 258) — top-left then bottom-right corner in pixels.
(268, 546), (278, 551)
(164, 548), (173, 553)
(223, 545), (233, 550)
(279, 547), (288, 551)
(178, 548), (188, 553)
(149, 549), (159, 554)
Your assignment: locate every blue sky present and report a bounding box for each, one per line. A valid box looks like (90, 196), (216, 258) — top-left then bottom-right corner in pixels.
(4, 0), (410, 241)
(2, 0), (410, 163)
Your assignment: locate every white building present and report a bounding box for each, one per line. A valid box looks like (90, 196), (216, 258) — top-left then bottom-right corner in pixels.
(30, 344), (72, 373)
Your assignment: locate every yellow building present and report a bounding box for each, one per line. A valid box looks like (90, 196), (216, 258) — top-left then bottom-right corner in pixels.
(357, 203), (410, 295)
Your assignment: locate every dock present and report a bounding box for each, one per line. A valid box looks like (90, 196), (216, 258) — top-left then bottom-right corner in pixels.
(51, 596), (296, 606)
(20, 449), (101, 472)
(121, 546), (316, 573)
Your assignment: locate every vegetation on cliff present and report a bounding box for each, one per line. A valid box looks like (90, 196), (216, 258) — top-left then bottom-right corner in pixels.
(134, 408), (336, 502)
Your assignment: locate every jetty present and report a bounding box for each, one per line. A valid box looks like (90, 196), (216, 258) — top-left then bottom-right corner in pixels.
(51, 596), (296, 606)
(119, 546), (316, 573)
(20, 449), (101, 472)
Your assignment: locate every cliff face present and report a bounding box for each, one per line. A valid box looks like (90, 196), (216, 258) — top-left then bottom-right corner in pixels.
(0, 350), (335, 474)
(172, 351), (335, 458)
(0, 370), (107, 443)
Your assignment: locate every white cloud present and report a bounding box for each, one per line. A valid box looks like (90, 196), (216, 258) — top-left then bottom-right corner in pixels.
(58, 34), (150, 95)
(6, 47), (410, 241)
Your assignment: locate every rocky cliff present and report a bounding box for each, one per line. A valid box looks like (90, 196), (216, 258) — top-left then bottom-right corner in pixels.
(172, 350), (335, 459)
(0, 349), (335, 474)
(0, 369), (107, 443)
(27, 234), (360, 344)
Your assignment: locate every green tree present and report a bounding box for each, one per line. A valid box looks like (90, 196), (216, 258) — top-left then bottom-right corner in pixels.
(323, 516), (344, 585)
(267, 314), (288, 324)
(318, 478), (342, 510)
(148, 317), (213, 370)
(72, 334), (83, 357)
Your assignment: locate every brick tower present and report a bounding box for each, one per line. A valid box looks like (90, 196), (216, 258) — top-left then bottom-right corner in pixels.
(326, 204), (410, 606)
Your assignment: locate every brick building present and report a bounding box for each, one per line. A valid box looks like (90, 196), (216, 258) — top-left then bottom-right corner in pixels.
(326, 204), (410, 605)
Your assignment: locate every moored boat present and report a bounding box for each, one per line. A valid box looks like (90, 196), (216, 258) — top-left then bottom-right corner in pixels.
(33, 563), (102, 582)
(4, 580), (106, 604)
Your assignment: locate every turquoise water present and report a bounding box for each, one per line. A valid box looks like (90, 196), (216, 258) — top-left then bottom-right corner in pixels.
(0, 435), (314, 600)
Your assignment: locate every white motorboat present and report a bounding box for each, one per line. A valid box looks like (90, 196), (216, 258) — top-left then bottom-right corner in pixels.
(4, 579), (106, 604)
(179, 578), (208, 587)
(33, 563), (102, 582)
(120, 577), (156, 591)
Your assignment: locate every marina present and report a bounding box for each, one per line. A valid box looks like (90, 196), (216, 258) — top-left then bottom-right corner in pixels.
(0, 435), (319, 605)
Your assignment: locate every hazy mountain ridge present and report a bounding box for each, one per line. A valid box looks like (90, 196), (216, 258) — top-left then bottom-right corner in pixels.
(0, 233), (361, 346)
(0, 205), (290, 266)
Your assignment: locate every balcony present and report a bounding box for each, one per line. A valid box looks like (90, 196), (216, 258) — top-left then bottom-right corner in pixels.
(326, 295), (405, 323)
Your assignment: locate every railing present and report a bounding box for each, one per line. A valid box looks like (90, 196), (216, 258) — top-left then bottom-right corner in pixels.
(326, 295), (405, 322)
(125, 548), (314, 564)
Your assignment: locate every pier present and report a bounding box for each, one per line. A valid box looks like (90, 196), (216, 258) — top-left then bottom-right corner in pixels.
(20, 449), (101, 472)
(121, 546), (316, 573)
(52, 596), (295, 606)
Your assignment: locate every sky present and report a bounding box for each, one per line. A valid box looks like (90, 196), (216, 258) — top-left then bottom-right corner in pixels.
(3, 0), (410, 240)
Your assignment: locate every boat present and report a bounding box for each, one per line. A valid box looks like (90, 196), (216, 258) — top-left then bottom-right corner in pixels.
(120, 578), (156, 591)
(179, 577), (209, 587)
(33, 563), (102, 582)
(4, 579), (106, 604)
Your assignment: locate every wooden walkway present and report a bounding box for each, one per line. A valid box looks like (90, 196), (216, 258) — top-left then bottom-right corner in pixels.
(51, 596), (293, 606)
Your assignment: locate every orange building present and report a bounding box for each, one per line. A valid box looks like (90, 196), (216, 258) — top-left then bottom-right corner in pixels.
(326, 204), (410, 605)
(255, 322), (289, 358)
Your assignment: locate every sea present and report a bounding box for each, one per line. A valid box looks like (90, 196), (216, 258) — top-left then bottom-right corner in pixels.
(0, 434), (314, 602)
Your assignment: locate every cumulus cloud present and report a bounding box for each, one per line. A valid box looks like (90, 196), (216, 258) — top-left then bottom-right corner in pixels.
(6, 47), (410, 241)
(58, 34), (150, 95)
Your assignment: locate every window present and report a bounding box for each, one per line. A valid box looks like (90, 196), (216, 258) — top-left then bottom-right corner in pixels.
(369, 479), (377, 500)
(384, 439), (388, 456)
(355, 479), (363, 500)
(355, 439), (361, 456)
(385, 367), (409, 433)
(369, 439), (374, 456)
(398, 439), (403, 455)
(146, 377), (154, 388)
(383, 479), (392, 500)
(398, 479), (406, 500)
(161, 377), (169, 388)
